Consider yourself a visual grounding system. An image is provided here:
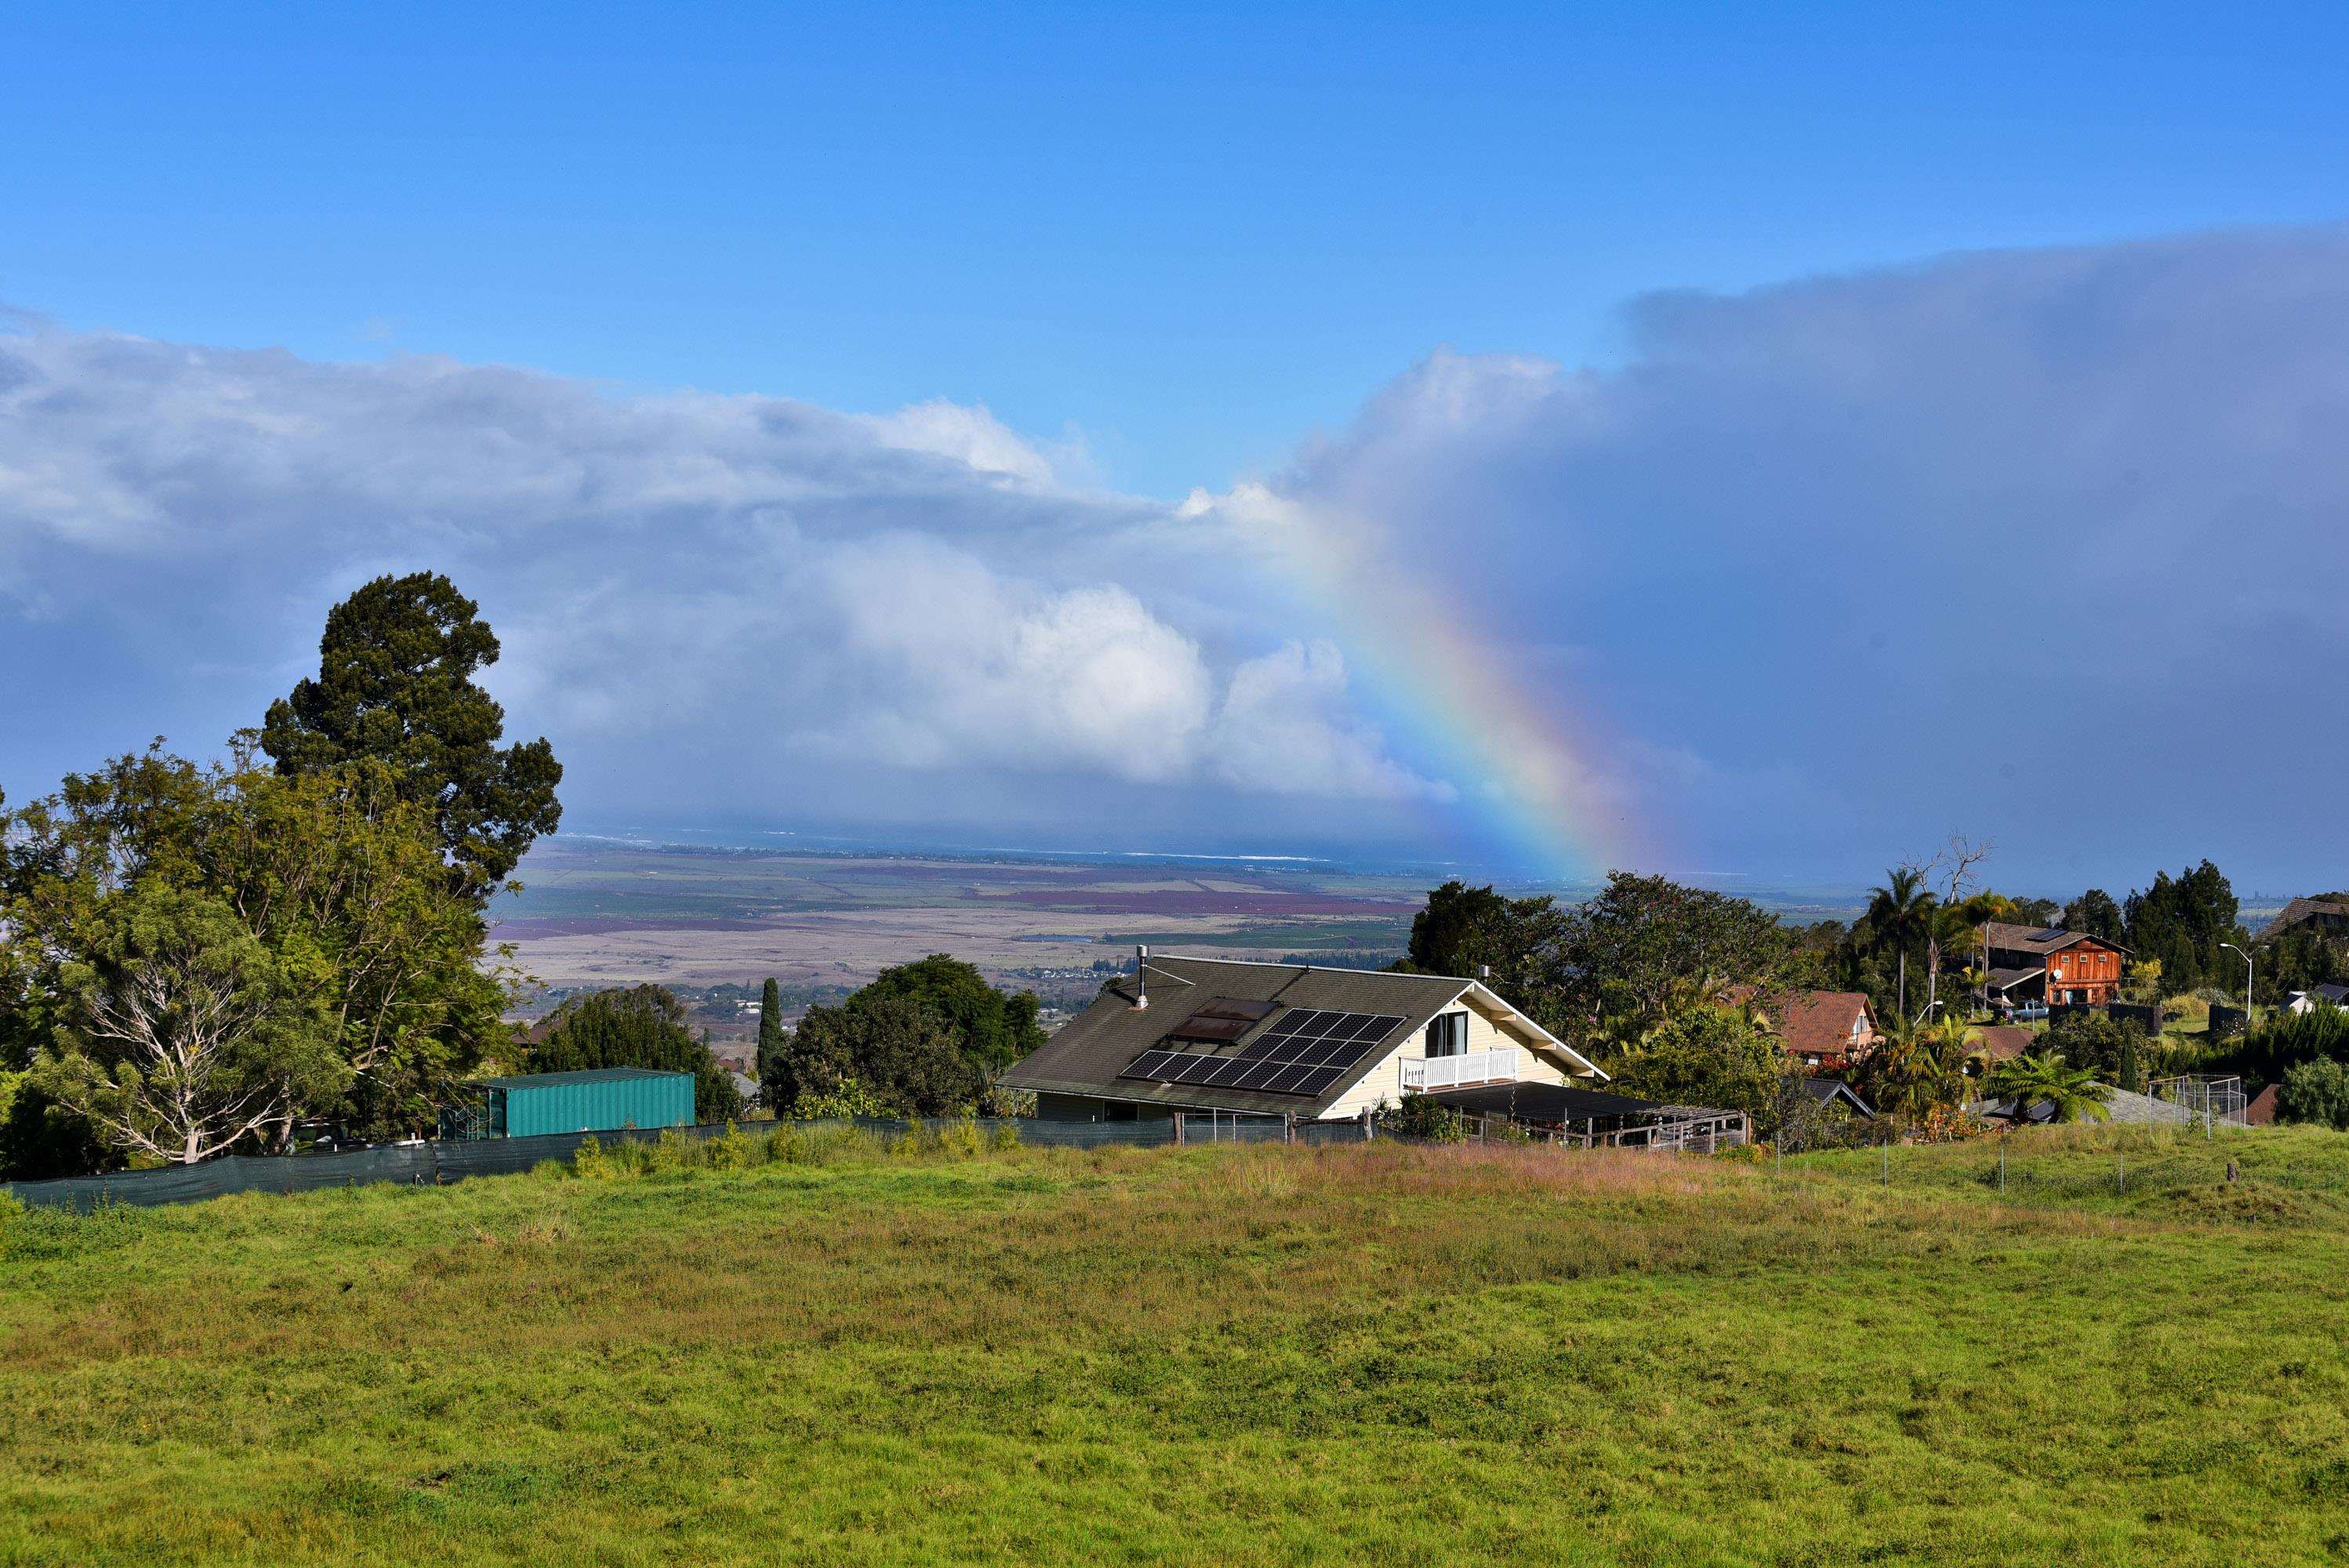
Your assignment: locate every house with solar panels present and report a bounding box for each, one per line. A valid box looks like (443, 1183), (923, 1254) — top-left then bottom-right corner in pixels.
(1980, 921), (2130, 1009)
(999, 949), (1608, 1123)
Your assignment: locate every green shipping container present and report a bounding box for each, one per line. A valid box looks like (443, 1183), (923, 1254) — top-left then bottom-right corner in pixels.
(478, 1067), (695, 1138)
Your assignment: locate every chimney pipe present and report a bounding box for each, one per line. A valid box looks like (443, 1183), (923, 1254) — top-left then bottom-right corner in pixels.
(1135, 944), (1149, 1009)
(1479, 964), (1492, 982)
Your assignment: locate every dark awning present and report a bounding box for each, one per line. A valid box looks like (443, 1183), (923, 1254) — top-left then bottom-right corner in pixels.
(1420, 1082), (1666, 1120)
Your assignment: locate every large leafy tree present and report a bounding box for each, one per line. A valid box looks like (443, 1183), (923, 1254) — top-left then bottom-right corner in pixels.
(855, 954), (1044, 1077)
(259, 572), (561, 895)
(2061, 888), (2126, 946)
(1400, 874), (1788, 1051)
(30, 884), (347, 1164)
(1560, 873), (1790, 1048)
(1402, 880), (1576, 1014)
(765, 993), (982, 1117)
(1609, 1007), (1785, 1127)
(2, 746), (511, 1166)
(530, 985), (742, 1123)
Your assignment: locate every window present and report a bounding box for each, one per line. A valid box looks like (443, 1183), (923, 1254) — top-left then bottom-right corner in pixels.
(1424, 1012), (1469, 1058)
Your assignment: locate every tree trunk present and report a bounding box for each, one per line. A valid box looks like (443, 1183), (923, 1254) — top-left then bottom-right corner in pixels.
(1897, 949), (1908, 1019)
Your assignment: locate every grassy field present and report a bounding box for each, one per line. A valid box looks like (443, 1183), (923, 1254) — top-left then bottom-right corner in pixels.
(6, 1127), (2349, 1566)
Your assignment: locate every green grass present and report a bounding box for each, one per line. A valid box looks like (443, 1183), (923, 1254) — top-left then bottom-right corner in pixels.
(6, 1127), (2349, 1566)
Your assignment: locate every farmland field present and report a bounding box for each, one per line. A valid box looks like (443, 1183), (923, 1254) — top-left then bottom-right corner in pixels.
(5, 1126), (2347, 1566)
(488, 839), (1432, 1000)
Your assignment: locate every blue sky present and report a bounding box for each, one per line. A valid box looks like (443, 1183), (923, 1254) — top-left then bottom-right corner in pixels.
(5, 4), (2348, 893)
(11, 3), (2349, 494)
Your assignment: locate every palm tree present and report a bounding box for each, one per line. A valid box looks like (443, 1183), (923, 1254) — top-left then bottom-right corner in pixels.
(1926, 891), (2013, 1021)
(1868, 1014), (1984, 1122)
(1986, 1051), (2114, 1126)
(1868, 867), (1934, 1020)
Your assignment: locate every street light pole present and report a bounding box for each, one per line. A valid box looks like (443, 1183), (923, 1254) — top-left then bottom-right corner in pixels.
(2221, 942), (2253, 1035)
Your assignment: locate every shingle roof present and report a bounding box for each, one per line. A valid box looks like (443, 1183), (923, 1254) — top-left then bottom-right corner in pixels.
(2261, 896), (2349, 938)
(1741, 989), (1876, 1054)
(1973, 1087), (2191, 1125)
(1972, 1025), (2035, 1062)
(1984, 965), (2043, 992)
(998, 956), (1588, 1116)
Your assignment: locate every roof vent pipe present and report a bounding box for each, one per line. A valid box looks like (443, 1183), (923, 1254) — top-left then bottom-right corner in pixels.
(1478, 964), (1492, 982)
(1135, 944), (1149, 1009)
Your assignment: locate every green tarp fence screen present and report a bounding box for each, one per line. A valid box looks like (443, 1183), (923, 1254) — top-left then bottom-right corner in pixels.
(0, 1113), (1340, 1212)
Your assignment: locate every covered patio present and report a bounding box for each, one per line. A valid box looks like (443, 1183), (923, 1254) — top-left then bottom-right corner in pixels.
(1421, 1082), (1751, 1152)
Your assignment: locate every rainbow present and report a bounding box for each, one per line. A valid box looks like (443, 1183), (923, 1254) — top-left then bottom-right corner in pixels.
(1193, 483), (1646, 882)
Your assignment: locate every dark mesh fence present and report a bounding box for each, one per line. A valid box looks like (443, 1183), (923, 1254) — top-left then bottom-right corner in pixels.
(4, 1111), (1347, 1211)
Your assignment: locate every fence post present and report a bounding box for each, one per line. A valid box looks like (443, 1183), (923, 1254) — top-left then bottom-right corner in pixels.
(1283, 1112), (1296, 1145)
(1172, 1112), (1185, 1146)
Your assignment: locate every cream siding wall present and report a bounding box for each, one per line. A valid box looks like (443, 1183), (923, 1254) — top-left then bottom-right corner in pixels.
(1317, 989), (1580, 1120)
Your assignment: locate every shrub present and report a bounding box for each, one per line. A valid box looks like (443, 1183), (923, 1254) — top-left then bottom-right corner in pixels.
(570, 1136), (627, 1181)
(1376, 1095), (1466, 1143)
(2277, 1058), (2349, 1131)
(707, 1122), (756, 1171)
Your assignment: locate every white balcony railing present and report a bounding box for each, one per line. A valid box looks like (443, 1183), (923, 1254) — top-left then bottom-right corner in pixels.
(1401, 1047), (1521, 1093)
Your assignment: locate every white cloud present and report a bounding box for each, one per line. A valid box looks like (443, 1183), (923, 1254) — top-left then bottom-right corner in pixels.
(0, 322), (1436, 811)
(1211, 641), (1453, 802)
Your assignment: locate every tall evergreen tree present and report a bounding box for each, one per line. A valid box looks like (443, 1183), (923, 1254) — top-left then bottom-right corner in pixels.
(756, 977), (784, 1098)
(259, 572), (562, 896)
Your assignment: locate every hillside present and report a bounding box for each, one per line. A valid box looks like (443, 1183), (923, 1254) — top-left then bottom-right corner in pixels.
(5, 1129), (2347, 1566)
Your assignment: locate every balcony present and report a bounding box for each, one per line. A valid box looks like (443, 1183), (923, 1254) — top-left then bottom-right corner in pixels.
(1401, 1047), (1522, 1093)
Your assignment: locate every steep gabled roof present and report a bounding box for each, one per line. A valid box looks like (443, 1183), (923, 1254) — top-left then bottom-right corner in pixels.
(1801, 1078), (1877, 1118)
(1732, 987), (1877, 1055)
(998, 955), (1600, 1116)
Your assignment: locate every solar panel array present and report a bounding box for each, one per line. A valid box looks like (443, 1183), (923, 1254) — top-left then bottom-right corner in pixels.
(1120, 1007), (1406, 1099)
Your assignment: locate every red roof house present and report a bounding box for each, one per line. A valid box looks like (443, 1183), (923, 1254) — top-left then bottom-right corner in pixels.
(1731, 988), (1884, 1073)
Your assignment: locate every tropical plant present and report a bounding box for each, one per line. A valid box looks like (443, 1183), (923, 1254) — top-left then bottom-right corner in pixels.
(1863, 1014), (1981, 1123)
(1985, 1051), (2114, 1125)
